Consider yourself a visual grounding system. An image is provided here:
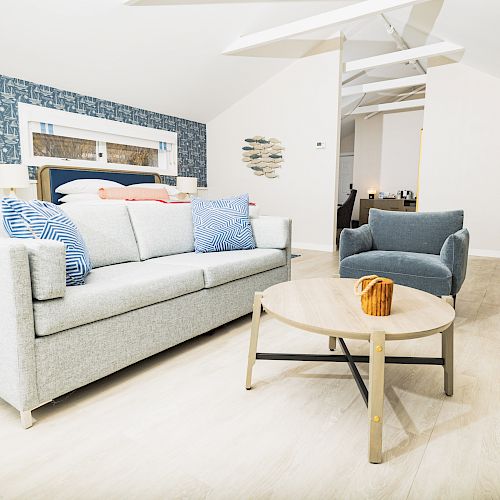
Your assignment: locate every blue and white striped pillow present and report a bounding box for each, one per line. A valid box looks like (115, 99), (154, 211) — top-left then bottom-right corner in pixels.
(2, 198), (92, 286)
(192, 194), (256, 253)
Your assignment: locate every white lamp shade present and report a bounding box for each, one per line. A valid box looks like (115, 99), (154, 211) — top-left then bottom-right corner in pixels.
(0, 164), (30, 189)
(367, 187), (377, 195)
(176, 176), (198, 194)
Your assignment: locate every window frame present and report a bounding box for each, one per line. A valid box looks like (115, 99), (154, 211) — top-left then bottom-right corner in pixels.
(18, 103), (178, 175)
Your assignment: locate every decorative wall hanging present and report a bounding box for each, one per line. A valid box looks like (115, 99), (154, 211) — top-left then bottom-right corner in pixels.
(242, 136), (284, 178)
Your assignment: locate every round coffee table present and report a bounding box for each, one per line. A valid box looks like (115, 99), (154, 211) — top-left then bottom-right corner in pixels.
(245, 278), (455, 463)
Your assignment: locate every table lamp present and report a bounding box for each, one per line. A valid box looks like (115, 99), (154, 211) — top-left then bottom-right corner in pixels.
(0, 164), (30, 197)
(367, 187), (377, 200)
(176, 176), (198, 199)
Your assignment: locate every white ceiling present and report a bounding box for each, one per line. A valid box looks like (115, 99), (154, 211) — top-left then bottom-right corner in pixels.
(0, 0), (498, 124)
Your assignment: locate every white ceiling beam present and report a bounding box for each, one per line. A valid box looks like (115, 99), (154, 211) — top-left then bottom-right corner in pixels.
(342, 74), (427, 97)
(344, 41), (463, 72)
(223, 0), (430, 55)
(350, 98), (425, 115)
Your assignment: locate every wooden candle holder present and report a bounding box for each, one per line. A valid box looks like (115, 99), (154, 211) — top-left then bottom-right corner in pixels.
(354, 275), (394, 316)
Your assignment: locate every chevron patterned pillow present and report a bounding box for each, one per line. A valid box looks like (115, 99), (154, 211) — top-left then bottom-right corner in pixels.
(192, 194), (256, 253)
(2, 198), (92, 286)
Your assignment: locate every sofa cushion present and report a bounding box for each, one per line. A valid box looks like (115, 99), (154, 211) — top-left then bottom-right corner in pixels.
(368, 209), (464, 255)
(62, 204), (140, 268)
(339, 250), (452, 296)
(154, 248), (286, 288)
(127, 202), (194, 260)
(34, 261), (204, 336)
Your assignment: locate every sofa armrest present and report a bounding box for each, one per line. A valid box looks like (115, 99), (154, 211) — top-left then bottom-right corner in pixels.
(22, 239), (66, 300)
(251, 216), (292, 280)
(0, 240), (39, 411)
(339, 224), (373, 261)
(440, 228), (470, 295)
(251, 216), (291, 250)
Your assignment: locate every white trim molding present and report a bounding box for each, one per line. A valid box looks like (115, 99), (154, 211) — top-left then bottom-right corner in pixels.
(18, 103), (178, 175)
(469, 248), (500, 259)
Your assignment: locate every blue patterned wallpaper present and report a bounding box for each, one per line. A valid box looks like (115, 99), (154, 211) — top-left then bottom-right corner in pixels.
(0, 74), (207, 187)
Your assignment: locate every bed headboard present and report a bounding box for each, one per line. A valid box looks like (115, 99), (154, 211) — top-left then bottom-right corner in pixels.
(37, 165), (162, 204)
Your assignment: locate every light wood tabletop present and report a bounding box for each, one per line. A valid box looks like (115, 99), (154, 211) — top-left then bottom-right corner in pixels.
(260, 277), (455, 341)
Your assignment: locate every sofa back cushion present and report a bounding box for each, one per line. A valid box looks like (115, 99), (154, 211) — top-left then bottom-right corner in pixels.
(62, 204), (140, 268)
(368, 209), (464, 255)
(127, 202), (194, 260)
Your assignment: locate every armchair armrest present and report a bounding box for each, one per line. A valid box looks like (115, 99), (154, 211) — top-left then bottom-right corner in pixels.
(440, 228), (470, 295)
(339, 224), (373, 261)
(0, 240), (38, 411)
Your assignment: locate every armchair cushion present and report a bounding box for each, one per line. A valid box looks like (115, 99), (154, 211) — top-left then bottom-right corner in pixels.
(440, 228), (470, 295)
(368, 209), (464, 255)
(340, 250), (452, 296)
(339, 224), (373, 261)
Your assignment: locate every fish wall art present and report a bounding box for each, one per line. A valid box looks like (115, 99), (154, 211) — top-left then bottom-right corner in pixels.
(242, 136), (284, 178)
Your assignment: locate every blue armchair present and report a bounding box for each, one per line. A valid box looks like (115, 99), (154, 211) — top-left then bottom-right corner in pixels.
(339, 209), (469, 302)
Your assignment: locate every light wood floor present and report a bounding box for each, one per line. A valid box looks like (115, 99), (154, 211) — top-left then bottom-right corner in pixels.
(1, 250), (499, 499)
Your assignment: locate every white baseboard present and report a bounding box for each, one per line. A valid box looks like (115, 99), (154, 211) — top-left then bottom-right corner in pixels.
(292, 242), (335, 253)
(469, 248), (500, 259)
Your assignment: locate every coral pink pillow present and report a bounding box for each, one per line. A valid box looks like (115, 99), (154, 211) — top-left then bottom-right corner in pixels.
(98, 187), (169, 201)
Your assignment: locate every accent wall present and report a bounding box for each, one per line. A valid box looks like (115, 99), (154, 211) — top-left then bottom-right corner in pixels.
(0, 74), (207, 186)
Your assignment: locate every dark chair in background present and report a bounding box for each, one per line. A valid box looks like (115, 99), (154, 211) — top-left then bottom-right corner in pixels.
(336, 189), (357, 245)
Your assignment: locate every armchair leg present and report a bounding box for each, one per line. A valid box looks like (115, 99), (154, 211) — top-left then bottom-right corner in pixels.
(20, 410), (33, 429)
(452, 295), (456, 309)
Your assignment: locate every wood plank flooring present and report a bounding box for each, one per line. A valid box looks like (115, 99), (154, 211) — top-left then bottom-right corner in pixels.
(0, 250), (498, 499)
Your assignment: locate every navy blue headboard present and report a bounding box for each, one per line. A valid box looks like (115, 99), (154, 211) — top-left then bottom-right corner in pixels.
(38, 166), (161, 204)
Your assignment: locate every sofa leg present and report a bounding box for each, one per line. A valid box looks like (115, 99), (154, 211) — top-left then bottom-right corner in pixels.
(452, 295), (457, 309)
(20, 410), (33, 429)
(329, 336), (337, 351)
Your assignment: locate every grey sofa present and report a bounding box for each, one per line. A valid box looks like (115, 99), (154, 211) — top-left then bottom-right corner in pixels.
(339, 209), (469, 299)
(0, 202), (291, 428)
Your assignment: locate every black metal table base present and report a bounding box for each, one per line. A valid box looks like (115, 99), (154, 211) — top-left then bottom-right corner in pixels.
(256, 338), (444, 408)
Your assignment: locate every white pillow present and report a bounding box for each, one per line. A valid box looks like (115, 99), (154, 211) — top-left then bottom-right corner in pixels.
(55, 179), (124, 195)
(129, 183), (179, 196)
(59, 193), (102, 203)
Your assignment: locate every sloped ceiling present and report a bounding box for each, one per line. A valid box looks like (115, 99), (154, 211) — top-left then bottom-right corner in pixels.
(0, 0), (498, 124)
(0, 0), (356, 122)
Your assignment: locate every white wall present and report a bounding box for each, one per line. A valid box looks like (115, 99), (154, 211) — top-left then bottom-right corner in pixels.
(352, 114), (383, 219)
(379, 110), (422, 195)
(352, 110), (423, 219)
(340, 132), (355, 154)
(419, 62), (500, 257)
(207, 49), (342, 252)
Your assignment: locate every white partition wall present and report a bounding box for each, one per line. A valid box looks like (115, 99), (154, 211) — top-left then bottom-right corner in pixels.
(207, 47), (343, 252)
(419, 63), (500, 257)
